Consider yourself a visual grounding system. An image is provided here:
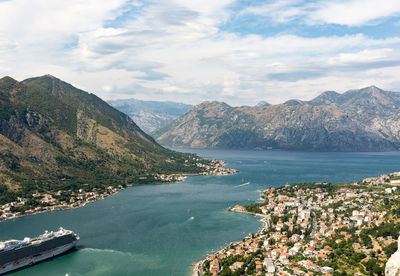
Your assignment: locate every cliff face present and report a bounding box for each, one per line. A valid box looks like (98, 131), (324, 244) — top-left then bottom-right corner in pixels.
(153, 86), (400, 151)
(385, 235), (400, 276)
(0, 75), (207, 203)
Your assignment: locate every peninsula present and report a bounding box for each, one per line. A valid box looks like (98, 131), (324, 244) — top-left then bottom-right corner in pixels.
(195, 171), (400, 276)
(0, 159), (236, 222)
(0, 75), (237, 222)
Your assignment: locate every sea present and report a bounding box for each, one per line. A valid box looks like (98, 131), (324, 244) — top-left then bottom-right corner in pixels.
(1, 149), (400, 276)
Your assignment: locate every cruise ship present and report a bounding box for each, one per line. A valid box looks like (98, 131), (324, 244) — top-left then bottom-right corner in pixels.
(0, 227), (79, 274)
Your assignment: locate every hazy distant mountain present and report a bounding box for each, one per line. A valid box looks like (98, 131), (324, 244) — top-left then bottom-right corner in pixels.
(0, 75), (211, 203)
(256, 101), (270, 107)
(108, 99), (192, 133)
(153, 86), (400, 151)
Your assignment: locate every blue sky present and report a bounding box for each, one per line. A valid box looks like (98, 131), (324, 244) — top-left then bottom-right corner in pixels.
(1, 0), (400, 105)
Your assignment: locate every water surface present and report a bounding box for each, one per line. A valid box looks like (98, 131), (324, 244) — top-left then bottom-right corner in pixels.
(1, 150), (400, 275)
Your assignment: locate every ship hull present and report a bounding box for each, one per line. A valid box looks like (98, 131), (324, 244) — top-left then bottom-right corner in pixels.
(0, 241), (77, 275)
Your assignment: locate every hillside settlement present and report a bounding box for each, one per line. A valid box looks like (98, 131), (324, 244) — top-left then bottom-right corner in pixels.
(0, 159), (236, 222)
(196, 172), (400, 276)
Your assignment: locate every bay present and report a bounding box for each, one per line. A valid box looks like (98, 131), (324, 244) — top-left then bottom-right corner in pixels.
(1, 149), (400, 276)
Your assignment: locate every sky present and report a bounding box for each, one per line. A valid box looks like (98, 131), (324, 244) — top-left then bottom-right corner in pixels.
(1, 0), (400, 106)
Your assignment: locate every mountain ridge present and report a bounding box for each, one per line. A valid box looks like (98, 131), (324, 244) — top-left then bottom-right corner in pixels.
(108, 98), (192, 133)
(0, 75), (216, 205)
(153, 86), (400, 151)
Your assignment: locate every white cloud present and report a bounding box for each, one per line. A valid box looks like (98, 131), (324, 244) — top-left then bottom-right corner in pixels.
(102, 85), (113, 92)
(239, 0), (307, 24)
(241, 0), (400, 27)
(311, 0), (400, 26)
(0, 0), (400, 106)
(0, 36), (16, 52)
(328, 49), (395, 65)
(0, 0), (127, 68)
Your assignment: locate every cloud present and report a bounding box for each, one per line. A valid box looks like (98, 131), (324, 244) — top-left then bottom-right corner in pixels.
(239, 0), (307, 24)
(0, 0), (127, 68)
(0, 36), (16, 52)
(310, 0), (400, 26)
(240, 0), (400, 27)
(267, 71), (325, 82)
(267, 48), (400, 82)
(0, 0), (400, 106)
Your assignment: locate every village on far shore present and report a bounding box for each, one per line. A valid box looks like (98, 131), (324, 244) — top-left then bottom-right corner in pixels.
(195, 171), (400, 276)
(0, 159), (237, 223)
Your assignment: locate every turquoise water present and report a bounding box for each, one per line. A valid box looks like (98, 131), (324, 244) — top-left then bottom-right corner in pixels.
(1, 149), (400, 276)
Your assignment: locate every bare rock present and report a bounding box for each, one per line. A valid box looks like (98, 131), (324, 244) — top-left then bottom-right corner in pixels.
(385, 235), (400, 276)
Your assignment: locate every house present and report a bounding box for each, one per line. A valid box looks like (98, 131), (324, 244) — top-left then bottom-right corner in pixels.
(316, 253), (327, 260)
(209, 258), (219, 274)
(271, 248), (280, 259)
(320, 266), (334, 274)
(230, 261), (244, 272)
(280, 255), (290, 265)
(292, 266), (303, 275)
(276, 221), (284, 231)
(289, 245), (301, 256)
(310, 239), (318, 247)
(304, 247), (314, 256)
(232, 205), (246, 212)
(263, 258), (275, 274)
(385, 188), (393, 194)
(255, 260), (263, 271)
(260, 205), (268, 214)
(390, 179), (400, 185)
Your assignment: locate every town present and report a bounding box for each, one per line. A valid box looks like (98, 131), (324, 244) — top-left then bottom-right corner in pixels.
(195, 172), (400, 276)
(0, 185), (125, 222)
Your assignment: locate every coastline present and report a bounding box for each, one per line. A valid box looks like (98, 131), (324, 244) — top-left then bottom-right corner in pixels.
(0, 186), (124, 224)
(192, 260), (203, 276)
(193, 170), (400, 276)
(191, 210), (270, 276)
(0, 161), (237, 224)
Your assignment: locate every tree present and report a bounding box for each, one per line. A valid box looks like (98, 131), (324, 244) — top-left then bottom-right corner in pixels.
(220, 266), (232, 276)
(384, 242), (398, 257)
(363, 259), (383, 275)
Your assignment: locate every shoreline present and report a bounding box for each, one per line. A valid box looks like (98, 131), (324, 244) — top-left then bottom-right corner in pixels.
(0, 163), (237, 224)
(192, 260), (203, 276)
(191, 210), (270, 276)
(0, 187), (124, 224)
(193, 170), (400, 276)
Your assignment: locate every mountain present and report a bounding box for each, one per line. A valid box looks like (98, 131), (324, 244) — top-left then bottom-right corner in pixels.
(308, 90), (341, 105)
(108, 98), (192, 133)
(0, 75), (213, 204)
(153, 86), (400, 151)
(256, 101), (270, 107)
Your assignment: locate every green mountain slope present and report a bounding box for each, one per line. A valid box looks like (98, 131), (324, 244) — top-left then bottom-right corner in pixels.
(0, 75), (211, 204)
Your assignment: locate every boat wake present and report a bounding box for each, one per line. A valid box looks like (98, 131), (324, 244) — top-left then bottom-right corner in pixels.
(184, 216), (195, 223)
(82, 248), (135, 257)
(232, 182), (250, 188)
(76, 247), (165, 269)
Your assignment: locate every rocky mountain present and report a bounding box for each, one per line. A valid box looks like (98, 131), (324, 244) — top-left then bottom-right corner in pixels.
(385, 235), (400, 276)
(153, 86), (400, 151)
(256, 101), (270, 107)
(108, 98), (192, 133)
(0, 75), (211, 204)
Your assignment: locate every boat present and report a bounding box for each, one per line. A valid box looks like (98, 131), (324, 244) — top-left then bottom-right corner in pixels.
(0, 227), (79, 274)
